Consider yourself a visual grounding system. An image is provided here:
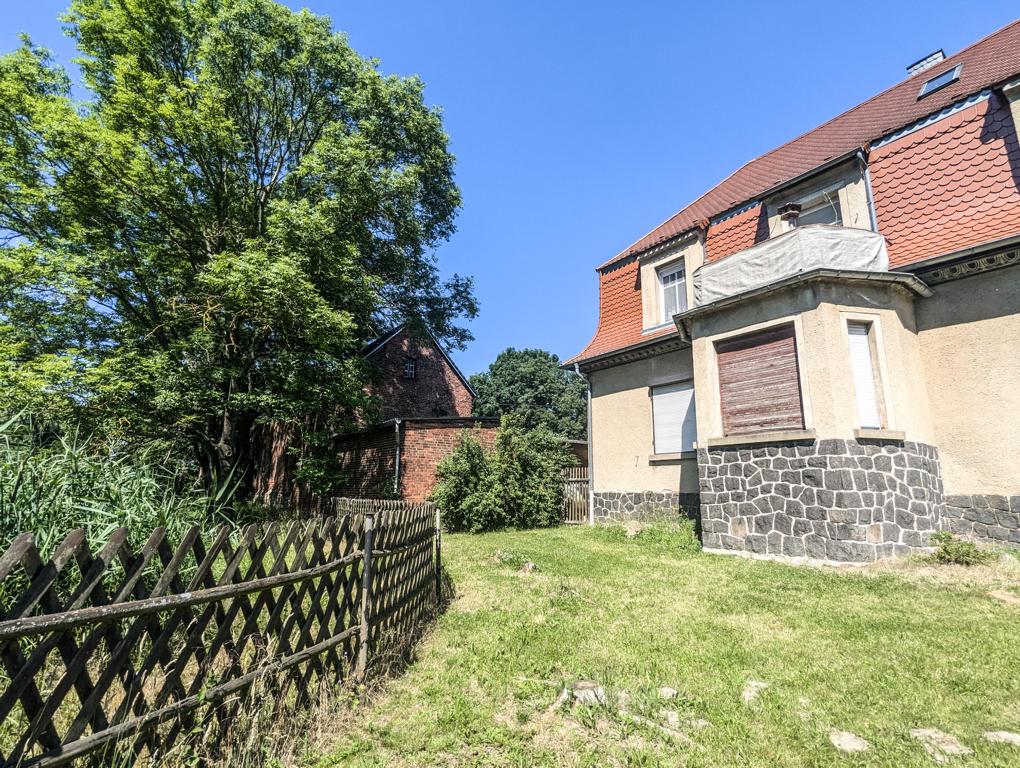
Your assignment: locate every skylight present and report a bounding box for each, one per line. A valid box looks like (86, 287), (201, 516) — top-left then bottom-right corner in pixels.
(918, 65), (962, 98)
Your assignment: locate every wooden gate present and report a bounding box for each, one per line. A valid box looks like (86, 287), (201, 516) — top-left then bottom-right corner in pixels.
(561, 467), (589, 524)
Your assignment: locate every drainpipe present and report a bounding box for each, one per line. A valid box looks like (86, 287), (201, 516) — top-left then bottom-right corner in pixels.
(858, 149), (880, 232)
(574, 363), (595, 525)
(393, 418), (402, 496)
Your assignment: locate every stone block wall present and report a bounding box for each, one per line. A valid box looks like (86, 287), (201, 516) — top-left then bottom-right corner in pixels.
(593, 491), (701, 523)
(698, 439), (943, 563)
(941, 495), (1020, 546)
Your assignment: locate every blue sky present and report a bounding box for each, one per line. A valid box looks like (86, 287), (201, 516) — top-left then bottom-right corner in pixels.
(3, 1), (1017, 375)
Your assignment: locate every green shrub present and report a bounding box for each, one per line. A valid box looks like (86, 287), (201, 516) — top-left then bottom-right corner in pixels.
(431, 416), (575, 533)
(927, 531), (994, 566)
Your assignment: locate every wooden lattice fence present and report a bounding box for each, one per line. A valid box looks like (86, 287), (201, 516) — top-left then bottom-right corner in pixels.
(0, 498), (440, 767)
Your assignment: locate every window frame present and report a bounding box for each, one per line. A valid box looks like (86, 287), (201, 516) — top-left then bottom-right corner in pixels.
(796, 194), (843, 227)
(403, 356), (417, 380)
(657, 260), (687, 325)
(649, 378), (697, 455)
(918, 65), (962, 99)
(842, 315), (891, 430)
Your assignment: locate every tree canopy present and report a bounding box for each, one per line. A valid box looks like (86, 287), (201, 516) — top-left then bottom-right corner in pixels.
(0, 0), (475, 491)
(469, 348), (586, 440)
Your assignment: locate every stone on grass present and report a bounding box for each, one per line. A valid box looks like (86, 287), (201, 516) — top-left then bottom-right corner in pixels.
(520, 562), (538, 574)
(829, 729), (870, 753)
(984, 731), (1020, 746)
(553, 680), (606, 710)
(658, 686), (679, 700)
(659, 709), (680, 727)
(742, 679), (769, 704)
(910, 728), (972, 763)
(623, 520), (642, 538)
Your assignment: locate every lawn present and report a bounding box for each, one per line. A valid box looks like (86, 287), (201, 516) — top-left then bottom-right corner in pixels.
(318, 525), (1020, 767)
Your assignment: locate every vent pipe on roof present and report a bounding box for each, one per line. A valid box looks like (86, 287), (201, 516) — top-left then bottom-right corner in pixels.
(907, 50), (945, 76)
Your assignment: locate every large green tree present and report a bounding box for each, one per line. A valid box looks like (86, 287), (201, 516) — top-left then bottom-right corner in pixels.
(469, 348), (586, 440)
(0, 0), (475, 490)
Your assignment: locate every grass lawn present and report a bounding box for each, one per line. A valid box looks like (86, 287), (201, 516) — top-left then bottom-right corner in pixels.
(319, 525), (1020, 767)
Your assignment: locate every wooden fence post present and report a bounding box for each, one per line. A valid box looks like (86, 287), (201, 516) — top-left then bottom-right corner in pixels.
(355, 511), (375, 685)
(434, 507), (442, 607)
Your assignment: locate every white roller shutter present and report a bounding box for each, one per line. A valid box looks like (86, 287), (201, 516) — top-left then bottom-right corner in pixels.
(651, 381), (697, 453)
(847, 322), (882, 429)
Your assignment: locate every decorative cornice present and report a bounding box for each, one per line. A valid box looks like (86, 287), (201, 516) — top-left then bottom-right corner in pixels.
(576, 335), (685, 373)
(915, 247), (1020, 285)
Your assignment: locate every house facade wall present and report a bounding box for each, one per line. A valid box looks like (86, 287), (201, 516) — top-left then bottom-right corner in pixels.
(915, 260), (1020, 511)
(368, 328), (474, 421)
(588, 348), (700, 521)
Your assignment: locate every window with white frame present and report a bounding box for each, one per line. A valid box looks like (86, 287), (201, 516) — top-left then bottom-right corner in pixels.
(651, 381), (697, 454)
(658, 261), (687, 324)
(797, 195), (843, 227)
(846, 321), (883, 429)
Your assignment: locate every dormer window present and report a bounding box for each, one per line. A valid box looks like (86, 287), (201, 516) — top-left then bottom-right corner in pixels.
(658, 261), (687, 323)
(780, 191), (842, 232)
(797, 195), (842, 227)
(403, 356), (417, 379)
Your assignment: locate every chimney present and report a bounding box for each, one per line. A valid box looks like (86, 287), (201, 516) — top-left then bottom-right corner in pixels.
(907, 50), (945, 76)
(778, 203), (801, 231)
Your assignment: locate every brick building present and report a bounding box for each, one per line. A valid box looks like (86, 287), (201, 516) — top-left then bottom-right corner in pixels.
(335, 326), (498, 501)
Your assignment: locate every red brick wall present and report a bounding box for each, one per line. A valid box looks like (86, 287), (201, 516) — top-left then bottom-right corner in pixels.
(367, 328), (474, 421)
(400, 421), (498, 502)
(333, 424), (400, 498)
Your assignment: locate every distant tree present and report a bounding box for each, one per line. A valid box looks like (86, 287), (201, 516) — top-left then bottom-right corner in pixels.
(0, 0), (475, 494)
(469, 349), (586, 440)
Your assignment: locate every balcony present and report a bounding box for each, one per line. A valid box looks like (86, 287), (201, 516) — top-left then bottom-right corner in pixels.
(692, 225), (889, 307)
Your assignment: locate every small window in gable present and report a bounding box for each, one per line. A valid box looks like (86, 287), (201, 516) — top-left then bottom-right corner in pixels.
(658, 261), (687, 323)
(403, 357), (416, 379)
(651, 381), (697, 454)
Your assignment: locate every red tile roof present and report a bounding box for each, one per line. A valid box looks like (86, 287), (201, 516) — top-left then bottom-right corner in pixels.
(599, 17), (1020, 270)
(570, 258), (675, 361)
(870, 93), (1020, 267)
(704, 203), (770, 263)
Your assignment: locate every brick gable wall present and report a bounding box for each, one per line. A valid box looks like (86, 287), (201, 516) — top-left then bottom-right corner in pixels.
(367, 328), (474, 421)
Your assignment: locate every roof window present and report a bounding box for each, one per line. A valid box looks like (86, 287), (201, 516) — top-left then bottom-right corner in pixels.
(918, 65), (962, 99)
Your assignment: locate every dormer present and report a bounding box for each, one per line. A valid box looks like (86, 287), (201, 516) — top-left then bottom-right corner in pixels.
(639, 232), (705, 332)
(763, 158), (875, 237)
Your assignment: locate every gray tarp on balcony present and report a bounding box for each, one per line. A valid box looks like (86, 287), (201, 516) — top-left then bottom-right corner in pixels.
(693, 225), (890, 306)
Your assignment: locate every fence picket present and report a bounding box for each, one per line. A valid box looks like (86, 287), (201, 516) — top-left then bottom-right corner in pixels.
(0, 498), (441, 767)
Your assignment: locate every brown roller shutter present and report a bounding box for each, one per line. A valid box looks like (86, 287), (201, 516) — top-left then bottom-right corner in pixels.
(716, 324), (804, 435)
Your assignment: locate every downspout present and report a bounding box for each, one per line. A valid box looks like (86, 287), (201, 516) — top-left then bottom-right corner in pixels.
(858, 149), (879, 232)
(574, 363), (595, 525)
(393, 418), (402, 497)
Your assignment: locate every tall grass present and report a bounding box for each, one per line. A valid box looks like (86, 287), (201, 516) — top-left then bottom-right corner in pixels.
(0, 412), (231, 559)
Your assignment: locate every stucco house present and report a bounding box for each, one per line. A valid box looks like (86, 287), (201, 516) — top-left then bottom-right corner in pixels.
(567, 21), (1020, 563)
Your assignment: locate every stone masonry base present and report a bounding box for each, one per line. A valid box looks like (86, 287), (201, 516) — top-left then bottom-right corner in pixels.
(941, 494), (1020, 546)
(593, 491), (701, 524)
(698, 439), (943, 563)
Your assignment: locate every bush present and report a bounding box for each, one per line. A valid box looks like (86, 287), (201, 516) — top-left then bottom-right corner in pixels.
(431, 416), (575, 533)
(429, 430), (501, 533)
(927, 531), (994, 566)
